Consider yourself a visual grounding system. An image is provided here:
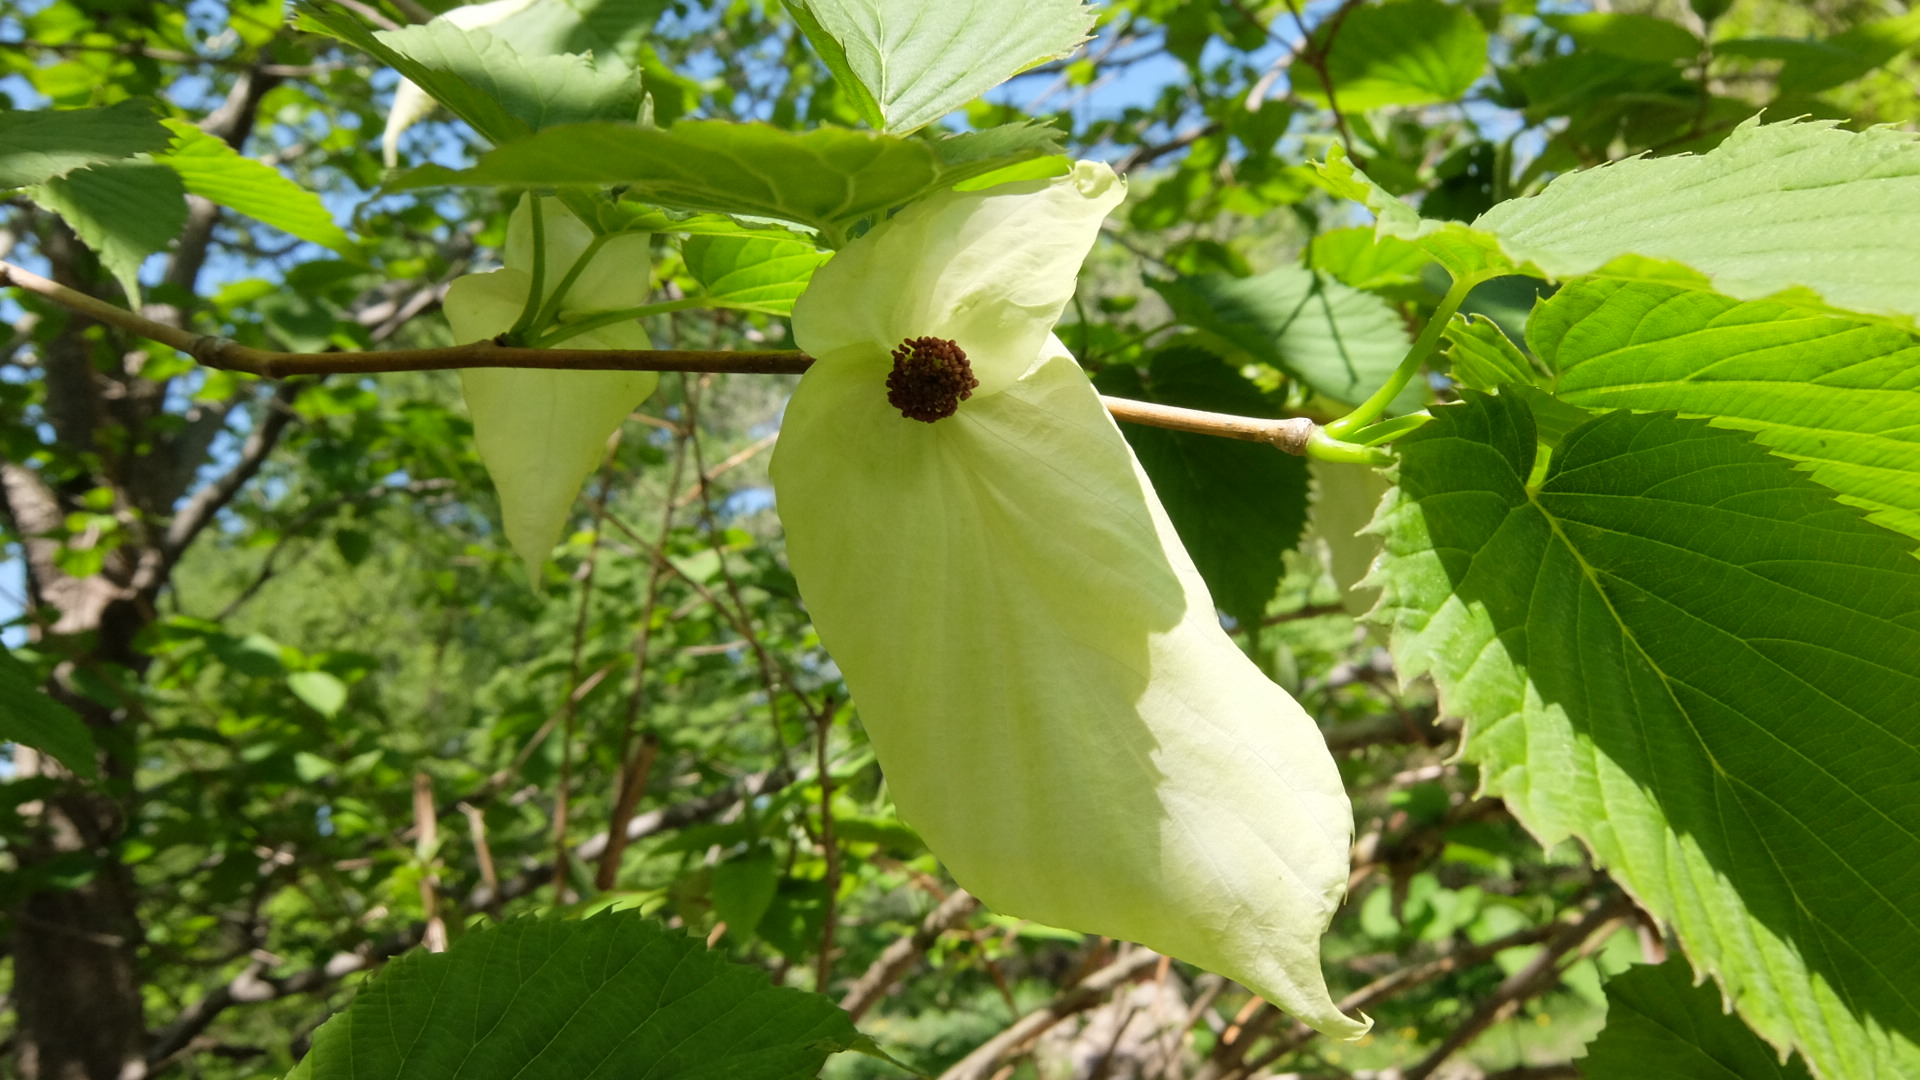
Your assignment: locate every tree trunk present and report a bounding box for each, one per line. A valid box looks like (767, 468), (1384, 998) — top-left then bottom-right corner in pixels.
(0, 64), (282, 1079)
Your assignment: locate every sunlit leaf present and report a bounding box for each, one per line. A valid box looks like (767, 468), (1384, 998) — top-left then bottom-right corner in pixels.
(159, 120), (355, 256)
(783, 0), (1094, 133)
(1374, 393), (1920, 1080)
(1295, 0), (1488, 111)
(27, 162), (187, 305)
(1532, 277), (1920, 544)
(683, 231), (831, 315)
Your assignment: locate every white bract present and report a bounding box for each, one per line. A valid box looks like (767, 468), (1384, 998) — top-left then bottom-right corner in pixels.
(443, 196), (656, 578)
(768, 162), (1368, 1038)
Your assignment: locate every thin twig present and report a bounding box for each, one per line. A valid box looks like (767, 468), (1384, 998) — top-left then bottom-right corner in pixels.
(839, 889), (981, 1021)
(1, 258), (1336, 455)
(940, 948), (1164, 1080)
(597, 419), (691, 891)
(552, 439), (621, 898)
(814, 700), (841, 994)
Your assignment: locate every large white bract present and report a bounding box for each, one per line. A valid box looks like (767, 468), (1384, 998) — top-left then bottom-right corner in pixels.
(443, 196), (657, 577)
(769, 162), (1368, 1038)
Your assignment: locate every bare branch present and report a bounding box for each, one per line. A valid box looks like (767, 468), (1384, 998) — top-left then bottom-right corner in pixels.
(939, 947), (1164, 1080)
(148, 381), (302, 582)
(839, 889), (981, 1021)
(1, 258), (1345, 456)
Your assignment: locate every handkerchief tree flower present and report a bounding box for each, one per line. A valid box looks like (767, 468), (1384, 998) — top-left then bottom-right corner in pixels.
(769, 161), (1369, 1039)
(442, 196), (657, 577)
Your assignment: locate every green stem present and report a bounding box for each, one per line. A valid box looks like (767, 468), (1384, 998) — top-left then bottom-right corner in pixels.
(1325, 271), (1483, 440)
(508, 196), (550, 340)
(531, 234), (608, 334)
(532, 297), (709, 348)
(1345, 412), (1431, 446)
(1304, 428), (1392, 466)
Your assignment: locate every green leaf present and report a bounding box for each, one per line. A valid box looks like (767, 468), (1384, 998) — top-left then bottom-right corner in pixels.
(1442, 313), (1536, 391)
(1581, 959), (1815, 1080)
(158, 120), (355, 256)
(683, 231), (831, 315)
(288, 671), (348, 720)
(1306, 226), (1433, 292)
(0, 648), (98, 780)
(484, 0), (669, 61)
(1717, 12), (1920, 96)
(783, 0), (1094, 134)
(1531, 277), (1920, 545)
(1326, 120), (1920, 334)
(1542, 13), (1701, 64)
(393, 120), (1063, 244)
(296, 4), (640, 143)
(1313, 144), (1516, 282)
(1373, 393), (1920, 1080)
(1474, 120), (1920, 328)
(1296, 0), (1488, 111)
(291, 910), (864, 1080)
(27, 162), (188, 305)
(710, 849), (779, 940)
(1305, 459), (1390, 618)
(1149, 264), (1416, 410)
(0, 99), (173, 189)
(1095, 347), (1310, 629)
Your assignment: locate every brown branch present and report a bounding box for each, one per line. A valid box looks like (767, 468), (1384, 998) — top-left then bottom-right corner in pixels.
(939, 947), (1164, 1080)
(1402, 892), (1634, 1080)
(145, 928), (420, 1065)
(2, 258), (1336, 456)
(152, 773), (785, 1061)
(839, 888), (981, 1022)
(154, 381), (302, 571)
(1103, 396), (1316, 454)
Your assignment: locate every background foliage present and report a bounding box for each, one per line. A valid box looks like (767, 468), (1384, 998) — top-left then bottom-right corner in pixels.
(2, 1), (1917, 1078)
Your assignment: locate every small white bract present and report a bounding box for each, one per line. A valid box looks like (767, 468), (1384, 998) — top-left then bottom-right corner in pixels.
(443, 196), (657, 578)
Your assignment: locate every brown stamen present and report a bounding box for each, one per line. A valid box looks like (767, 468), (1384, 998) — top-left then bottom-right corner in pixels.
(886, 336), (978, 423)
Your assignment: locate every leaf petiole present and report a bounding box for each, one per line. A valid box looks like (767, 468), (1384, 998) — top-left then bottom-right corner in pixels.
(1304, 428), (1393, 466)
(1325, 270), (1486, 440)
(532, 297), (710, 347)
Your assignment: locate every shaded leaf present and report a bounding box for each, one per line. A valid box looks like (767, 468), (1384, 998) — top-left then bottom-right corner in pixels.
(394, 120), (1062, 244)
(297, 4), (640, 143)
(1442, 313), (1536, 391)
(0, 648), (97, 780)
(1542, 13), (1701, 64)
(291, 910), (863, 1080)
(288, 671), (348, 720)
(710, 850), (779, 940)
(1095, 347), (1310, 628)
(1582, 959), (1815, 1080)
(1373, 393), (1920, 1080)
(783, 0), (1094, 134)
(1149, 264), (1415, 409)
(0, 99), (172, 189)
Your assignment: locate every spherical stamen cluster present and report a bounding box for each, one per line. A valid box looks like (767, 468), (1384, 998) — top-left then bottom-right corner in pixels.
(886, 336), (978, 423)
